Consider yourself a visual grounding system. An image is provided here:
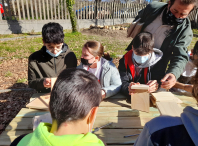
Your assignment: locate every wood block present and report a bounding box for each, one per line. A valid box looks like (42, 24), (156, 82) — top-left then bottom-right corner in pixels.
(151, 92), (183, 104)
(131, 85), (149, 90)
(51, 77), (57, 90)
(156, 101), (183, 117)
(131, 85), (150, 113)
(26, 93), (50, 110)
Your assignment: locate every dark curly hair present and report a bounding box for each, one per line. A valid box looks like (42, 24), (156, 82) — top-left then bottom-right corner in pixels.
(42, 22), (64, 44)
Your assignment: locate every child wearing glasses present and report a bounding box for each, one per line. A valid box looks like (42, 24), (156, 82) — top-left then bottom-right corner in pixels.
(28, 22), (77, 93)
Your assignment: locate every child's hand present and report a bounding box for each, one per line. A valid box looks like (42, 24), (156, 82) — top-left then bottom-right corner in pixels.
(43, 78), (51, 88)
(128, 82), (140, 95)
(101, 90), (106, 99)
(147, 80), (158, 93)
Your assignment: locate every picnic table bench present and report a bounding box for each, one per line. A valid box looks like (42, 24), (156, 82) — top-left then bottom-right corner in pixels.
(0, 92), (197, 146)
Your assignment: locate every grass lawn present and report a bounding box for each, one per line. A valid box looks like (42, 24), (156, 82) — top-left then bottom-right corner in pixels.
(0, 32), (129, 59)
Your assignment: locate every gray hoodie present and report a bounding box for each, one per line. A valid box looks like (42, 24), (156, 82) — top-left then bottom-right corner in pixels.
(134, 106), (198, 146)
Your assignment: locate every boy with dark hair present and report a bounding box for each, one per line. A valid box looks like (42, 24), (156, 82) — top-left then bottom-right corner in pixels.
(28, 22), (77, 93)
(118, 32), (163, 99)
(11, 68), (105, 146)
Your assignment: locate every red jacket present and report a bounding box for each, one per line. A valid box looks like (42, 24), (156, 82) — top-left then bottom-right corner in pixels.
(0, 4), (4, 14)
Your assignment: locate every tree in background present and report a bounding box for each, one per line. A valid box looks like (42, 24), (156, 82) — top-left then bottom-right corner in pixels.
(66, 0), (78, 32)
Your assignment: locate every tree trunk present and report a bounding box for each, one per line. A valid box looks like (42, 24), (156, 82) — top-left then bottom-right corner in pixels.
(66, 0), (78, 32)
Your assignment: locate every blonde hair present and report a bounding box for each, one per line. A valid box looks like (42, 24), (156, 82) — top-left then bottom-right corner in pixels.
(84, 41), (111, 61)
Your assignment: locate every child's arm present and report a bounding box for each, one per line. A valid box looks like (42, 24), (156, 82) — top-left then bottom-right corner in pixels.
(173, 82), (193, 93)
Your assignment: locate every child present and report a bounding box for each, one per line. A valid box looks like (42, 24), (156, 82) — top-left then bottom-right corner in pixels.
(11, 68), (105, 146)
(28, 22), (77, 93)
(134, 70), (198, 146)
(77, 41), (121, 99)
(172, 41), (198, 93)
(118, 32), (163, 99)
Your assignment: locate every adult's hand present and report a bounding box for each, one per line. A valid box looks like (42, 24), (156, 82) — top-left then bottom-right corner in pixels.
(147, 80), (158, 93)
(128, 82), (140, 95)
(161, 73), (176, 90)
(43, 78), (51, 88)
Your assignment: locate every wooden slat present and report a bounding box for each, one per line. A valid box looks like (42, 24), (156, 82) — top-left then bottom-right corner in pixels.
(95, 129), (142, 144)
(30, 0), (34, 20)
(156, 101), (183, 117)
(54, 0), (56, 20)
(64, 0), (67, 19)
(16, 107), (160, 119)
(46, 0), (49, 19)
(50, 0), (53, 19)
(58, 0), (60, 19)
(7, 0), (12, 20)
(42, 0), (46, 20)
(5, 116), (152, 131)
(21, 0), (25, 20)
(0, 129), (140, 145)
(151, 92), (183, 104)
(16, 0), (21, 20)
(25, 0), (30, 20)
(34, 0), (38, 20)
(38, 0), (42, 20)
(61, 0), (63, 19)
(12, 0), (16, 20)
(0, 130), (32, 145)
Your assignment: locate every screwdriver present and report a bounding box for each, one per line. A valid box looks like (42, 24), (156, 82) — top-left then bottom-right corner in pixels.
(92, 122), (113, 133)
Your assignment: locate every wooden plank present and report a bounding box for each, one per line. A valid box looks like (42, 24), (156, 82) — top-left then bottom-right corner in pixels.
(0, 129), (140, 145)
(46, 0), (49, 19)
(0, 130), (32, 145)
(131, 85), (149, 90)
(151, 92), (183, 104)
(34, 0), (38, 20)
(21, 0), (25, 20)
(64, 0), (66, 19)
(16, 107), (160, 119)
(131, 85), (149, 113)
(95, 129), (142, 144)
(7, 0), (12, 20)
(30, 0), (34, 19)
(25, 0), (30, 20)
(38, 0), (42, 20)
(61, 0), (63, 19)
(54, 0), (56, 19)
(6, 116), (152, 131)
(42, 0), (46, 20)
(156, 101), (183, 117)
(58, 0), (60, 19)
(16, 0), (21, 20)
(12, 0), (17, 20)
(51, 77), (57, 90)
(50, 0), (53, 19)
(26, 94), (50, 110)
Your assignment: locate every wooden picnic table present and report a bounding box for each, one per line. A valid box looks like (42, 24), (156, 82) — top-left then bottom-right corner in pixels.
(0, 92), (197, 146)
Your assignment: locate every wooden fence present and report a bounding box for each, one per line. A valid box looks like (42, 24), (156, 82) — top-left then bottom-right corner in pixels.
(0, 0), (147, 21)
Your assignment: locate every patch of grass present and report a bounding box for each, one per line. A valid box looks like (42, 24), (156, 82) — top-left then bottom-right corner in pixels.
(5, 71), (12, 77)
(16, 78), (27, 83)
(193, 29), (198, 35)
(188, 37), (198, 50)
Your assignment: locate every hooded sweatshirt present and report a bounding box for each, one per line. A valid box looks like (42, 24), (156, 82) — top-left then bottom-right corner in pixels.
(118, 48), (163, 98)
(13, 122), (104, 146)
(134, 106), (198, 146)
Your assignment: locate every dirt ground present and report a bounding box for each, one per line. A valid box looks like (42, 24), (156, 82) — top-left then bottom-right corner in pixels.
(0, 28), (128, 135)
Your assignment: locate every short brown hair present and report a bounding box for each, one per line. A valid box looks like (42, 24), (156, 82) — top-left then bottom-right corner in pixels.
(84, 41), (111, 61)
(132, 32), (154, 56)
